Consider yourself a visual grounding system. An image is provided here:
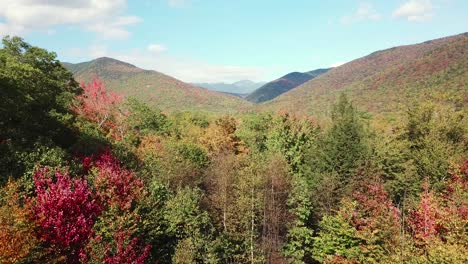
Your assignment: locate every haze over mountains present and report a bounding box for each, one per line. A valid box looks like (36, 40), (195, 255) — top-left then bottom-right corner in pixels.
(193, 80), (266, 95)
(63, 32), (467, 118)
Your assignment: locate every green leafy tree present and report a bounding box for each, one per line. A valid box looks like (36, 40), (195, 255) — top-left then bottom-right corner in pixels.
(312, 94), (373, 218)
(265, 113), (317, 263)
(164, 187), (217, 263)
(319, 93), (370, 183)
(125, 98), (170, 137)
(401, 103), (467, 190)
(312, 201), (361, 263)
(0, 36), (80, 179)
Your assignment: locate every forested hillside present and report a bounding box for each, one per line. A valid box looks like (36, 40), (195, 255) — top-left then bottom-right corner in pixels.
(64, 57), (252, 113)
(246, 69), (330, 103)
(264, 33), (468, 118)
(0, 35), (467, 264)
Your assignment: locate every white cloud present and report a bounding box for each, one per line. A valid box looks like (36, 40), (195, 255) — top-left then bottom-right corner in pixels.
(86, 16), (142, 40)
(147, 44), (167, 53)
(65, 45), (266, 83)
(393, 0), (433, 22)
(66, 44), (109, 58)
(0, 0), (141, 38)
(341, 3), (381, 24)
(0, 23), (26, 36)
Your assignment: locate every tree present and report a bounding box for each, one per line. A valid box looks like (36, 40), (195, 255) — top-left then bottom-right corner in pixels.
(73, 78), (121, 129)
(89, 151), (145, 211)
(0, 179), (39, 264)
(72, 78), (128, 141)
(408, 179), (440, 245)
(125, 98), (170, 136)
(201, 116), (247, 156)
(266, 113), (316, 176)
(311, 94), (372, 222)
(150, 141), (209, 189)
(205, 153), (239, 234)
(351, 183), (401, 261)
(83, 151), (151, 262)
(234, 156), (267, 264)
(312, 200), (361, 263)
(0, 36), (80, 179)
(283, 176), (314, 264)
(312, 183), (401, 263)
(265, 114), (317, 263)
(320, 94), (370, 184)
(261, 154), (290, 263)
(403, 163), (468, 263)
(164, 187), (216, 262)
(83, 229), (151, 264)
(31, 167), (101, 262)
(401, 103), (467, 189)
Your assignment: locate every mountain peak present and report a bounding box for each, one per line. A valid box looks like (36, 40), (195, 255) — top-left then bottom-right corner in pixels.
(90, 57), (139, 69)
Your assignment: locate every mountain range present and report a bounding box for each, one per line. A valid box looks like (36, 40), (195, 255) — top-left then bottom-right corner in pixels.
(63, 32), (467, 117)
(193, 80), (266, 95)
(63, 57), (252, 113)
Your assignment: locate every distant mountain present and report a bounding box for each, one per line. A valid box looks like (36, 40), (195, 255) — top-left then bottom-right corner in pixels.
(64, 57), (251, 113)
(263, 33), (468, 117)
(193, 80), (266, 94)
(232, 80), (267, 92)
(246, 69), (331, 103)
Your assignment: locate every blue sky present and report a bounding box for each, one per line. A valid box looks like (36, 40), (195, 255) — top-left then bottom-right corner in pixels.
(1, 0), (467, 82)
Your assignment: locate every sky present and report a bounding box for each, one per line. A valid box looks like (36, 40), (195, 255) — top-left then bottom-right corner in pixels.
(0, 0), (467, 83)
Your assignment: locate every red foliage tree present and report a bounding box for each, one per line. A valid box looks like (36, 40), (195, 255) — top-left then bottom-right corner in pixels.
(89, 151), (145, 211)
(82, 230), (151, 264)
(352, 183), (401, 231)
(103, 230), (151, 264)
(32, 167), (101, 262)
(408, 179), (440, 244)
(74, 78), (122, 129)
(351, 183), (401, 254)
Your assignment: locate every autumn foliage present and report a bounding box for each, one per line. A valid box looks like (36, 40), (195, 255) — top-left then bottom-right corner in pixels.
(32, 168), (102, 261)
(408, 179), (440, 244)
(104, 230), (151, 264)
(74, 79), (121, 128)
(89, 151), (145, 211)
(0, 180), (38, 264)
(352, 183), (401, 248)
(1, 36), (467, 264)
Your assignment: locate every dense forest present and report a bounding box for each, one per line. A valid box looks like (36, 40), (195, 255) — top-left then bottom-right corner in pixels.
(0, 37), (467, 264)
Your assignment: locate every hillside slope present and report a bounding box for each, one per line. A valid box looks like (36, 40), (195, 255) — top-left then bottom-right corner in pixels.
(263, 33), (468, 117)
(246, 69), (330, 103)
(64, 57), (252, 113)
